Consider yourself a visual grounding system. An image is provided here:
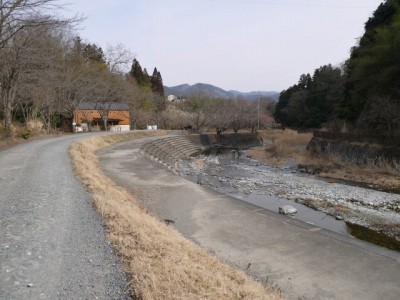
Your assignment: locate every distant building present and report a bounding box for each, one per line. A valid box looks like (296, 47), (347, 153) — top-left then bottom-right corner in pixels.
(62, 102), (130, 132)
(167, 94), (178, 102)
(167, 94), (184, 103)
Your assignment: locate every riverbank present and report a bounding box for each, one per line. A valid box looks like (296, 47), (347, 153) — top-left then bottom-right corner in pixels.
(138, 130), (399, 249)
(181, 152), (400, 250)
(98, 134), (400, 300)
(249, 130), (400, 192)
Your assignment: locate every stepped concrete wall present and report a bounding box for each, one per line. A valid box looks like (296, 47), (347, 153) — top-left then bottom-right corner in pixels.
(140, 133), (261, 173)
(140, 135), (202, 174)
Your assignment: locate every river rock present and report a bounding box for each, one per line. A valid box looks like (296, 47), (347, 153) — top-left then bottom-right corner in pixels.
(279, 205), (298, 215)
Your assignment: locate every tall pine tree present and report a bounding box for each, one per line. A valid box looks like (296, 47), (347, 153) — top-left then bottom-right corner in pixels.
(129, 59), (150, 87)
(151, 67), (165, 97)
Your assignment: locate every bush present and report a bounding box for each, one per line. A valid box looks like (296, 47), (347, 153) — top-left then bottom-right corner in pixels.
(27, 119), (44, 134)
(18, 129), (32, 139)
(0, 123), (13, 139)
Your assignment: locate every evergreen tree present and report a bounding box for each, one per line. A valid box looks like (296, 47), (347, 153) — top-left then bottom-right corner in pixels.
(337, 0), (400, 134)
(129, 58), (144, 85)
(151, 67), (165, 97)
(129, 59), (150, 87)
(82, 43), (105, 64)
(274, 66), (344, 129)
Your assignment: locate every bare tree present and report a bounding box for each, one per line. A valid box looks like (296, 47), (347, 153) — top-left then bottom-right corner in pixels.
(0, 1), (81, 130)
(208, 98), (232, 135)
(105, 43), (134, 74)
(230, 98), (248, 133)
(180, 95), (212, 132)
(358, 96), (400, 135)
(0, 0), (82, 48)
(55, 36), (104, 121)
(0, 32), (23, 130)
(125, 76), (152, 129)
(17, 23), (67, 132)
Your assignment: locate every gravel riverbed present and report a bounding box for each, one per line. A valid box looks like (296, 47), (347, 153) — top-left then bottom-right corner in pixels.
(180, 152), (400, 246)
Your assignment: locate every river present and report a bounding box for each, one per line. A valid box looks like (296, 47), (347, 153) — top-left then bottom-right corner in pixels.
(180, 150), (400, 250)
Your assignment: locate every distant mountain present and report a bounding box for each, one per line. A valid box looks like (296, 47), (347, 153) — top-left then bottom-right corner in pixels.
(164, 83), (280, 101)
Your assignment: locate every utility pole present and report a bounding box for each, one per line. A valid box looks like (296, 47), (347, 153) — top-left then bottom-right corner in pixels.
(257, 91), (260, 130)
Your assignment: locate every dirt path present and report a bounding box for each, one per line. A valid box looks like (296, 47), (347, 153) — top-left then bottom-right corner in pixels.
(0, 134), (128, 299)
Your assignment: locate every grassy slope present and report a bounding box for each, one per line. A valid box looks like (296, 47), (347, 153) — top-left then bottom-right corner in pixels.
(70, 131), (282, 300)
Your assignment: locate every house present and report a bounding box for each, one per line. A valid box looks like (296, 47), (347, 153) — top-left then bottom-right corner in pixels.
(62, 102), (130, 132)
(167, 94), (178, 102)
(167, 94), (185, 103)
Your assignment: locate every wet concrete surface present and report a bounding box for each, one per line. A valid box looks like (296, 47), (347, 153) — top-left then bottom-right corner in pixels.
(99, 136), (400, 300)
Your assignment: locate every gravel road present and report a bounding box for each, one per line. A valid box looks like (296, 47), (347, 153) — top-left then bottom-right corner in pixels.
(0, 134), (128, 300)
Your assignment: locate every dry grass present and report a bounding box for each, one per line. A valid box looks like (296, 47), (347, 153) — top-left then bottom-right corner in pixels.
(70, 131), (282, 300)
(250, 129), (312, 164)
(250, 129), (400, 190)
(0, 121), (66, 151)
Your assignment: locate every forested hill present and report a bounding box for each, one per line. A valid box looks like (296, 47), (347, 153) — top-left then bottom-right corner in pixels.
(274, 0), (400, 135)
(164, 83), (279, 101)
(336, 0), (400, 133)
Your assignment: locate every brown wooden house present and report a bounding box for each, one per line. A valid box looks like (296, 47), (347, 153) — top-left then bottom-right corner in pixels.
(62, 102), (130, 132)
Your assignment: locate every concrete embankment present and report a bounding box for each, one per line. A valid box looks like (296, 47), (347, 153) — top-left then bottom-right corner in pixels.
(140, 133), (261, 173)
(186, 132), (262, 149)
(100, 136), (400, 300)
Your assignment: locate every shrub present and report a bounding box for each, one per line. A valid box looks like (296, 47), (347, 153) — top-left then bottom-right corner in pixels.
(18, 129), (32, 139)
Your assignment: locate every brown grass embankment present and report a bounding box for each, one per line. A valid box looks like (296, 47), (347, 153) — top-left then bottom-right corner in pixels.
(249, 129), (400, 190)
(250, 129), (313, 164)
(70, 131), (283, 300)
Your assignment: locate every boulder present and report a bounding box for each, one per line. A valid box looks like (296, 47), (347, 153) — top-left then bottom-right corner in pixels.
(279, 205), (298, 215)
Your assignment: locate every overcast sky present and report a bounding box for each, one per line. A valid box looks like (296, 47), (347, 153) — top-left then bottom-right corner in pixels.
(67, 0), (383, 92)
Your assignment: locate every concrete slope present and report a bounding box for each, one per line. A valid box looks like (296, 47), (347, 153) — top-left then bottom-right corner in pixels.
(0, 134), (128, 300)
(140, 135), (201, 172)
(99, 136), (400, 300)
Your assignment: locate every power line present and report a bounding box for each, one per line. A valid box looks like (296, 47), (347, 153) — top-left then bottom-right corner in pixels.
(203, 0), (381, 9)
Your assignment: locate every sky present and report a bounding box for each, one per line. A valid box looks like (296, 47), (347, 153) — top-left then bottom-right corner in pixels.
(66, 0), (383, 92)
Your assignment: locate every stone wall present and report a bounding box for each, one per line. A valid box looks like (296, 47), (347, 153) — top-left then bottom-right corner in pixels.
(308, 132), (400, 168)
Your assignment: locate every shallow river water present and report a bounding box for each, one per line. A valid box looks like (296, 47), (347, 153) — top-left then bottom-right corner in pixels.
(180, 151), (400, 243)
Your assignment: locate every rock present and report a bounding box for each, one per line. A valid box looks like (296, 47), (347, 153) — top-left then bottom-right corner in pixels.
(279, 205), (298, 215)
(27, 283), (34, 288)
(164, 219), (175, 225)
(335, 216), (343, 221)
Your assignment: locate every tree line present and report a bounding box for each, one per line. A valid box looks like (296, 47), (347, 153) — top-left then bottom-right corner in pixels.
(175, 95), (275, 134)
(0, 0), (170, 134)
(0, 1), (277, 135)
(274, 0), (400, 135)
